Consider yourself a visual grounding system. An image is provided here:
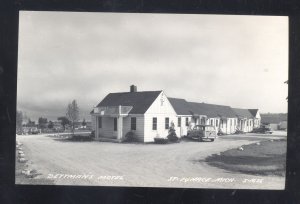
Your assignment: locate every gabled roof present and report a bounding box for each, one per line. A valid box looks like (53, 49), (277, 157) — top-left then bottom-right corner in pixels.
(232, 108), (253, 119)
(248, 109), (259, 117)
(168, 98), (193, 115)
(95, 91), (161, 114)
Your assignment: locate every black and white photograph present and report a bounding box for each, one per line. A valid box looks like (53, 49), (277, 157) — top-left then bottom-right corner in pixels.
(16, 11), (288, 189)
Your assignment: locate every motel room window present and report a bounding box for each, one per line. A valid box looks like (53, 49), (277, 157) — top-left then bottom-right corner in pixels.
(210, 119), (213, 126)
(178, 117), (181, 127)
(185, 118), (189, 126)
(216, 120), (219, 127)
(131, 117), (136, 131)
(98, 117), (102, 128)
(114, 117), (117, 131)
(165, 117), (170, 129)
(152, 117), (157, 130)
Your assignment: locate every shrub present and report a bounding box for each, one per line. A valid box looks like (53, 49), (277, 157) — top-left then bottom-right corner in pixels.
(167, 122), (180, 142)
(90, 130), (95, 138)
(154, 138), (169, 144)
(123, 131), (139, 143)
(217, 129), (226, 136)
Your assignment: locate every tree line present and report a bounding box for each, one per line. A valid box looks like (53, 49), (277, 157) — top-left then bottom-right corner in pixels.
(16, 100), (86, 135)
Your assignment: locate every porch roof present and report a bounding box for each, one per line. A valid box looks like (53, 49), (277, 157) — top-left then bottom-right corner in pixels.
(92, 106), (133, 116)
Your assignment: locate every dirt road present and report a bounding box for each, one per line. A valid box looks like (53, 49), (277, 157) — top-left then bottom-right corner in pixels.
(16, 133), (286, 189)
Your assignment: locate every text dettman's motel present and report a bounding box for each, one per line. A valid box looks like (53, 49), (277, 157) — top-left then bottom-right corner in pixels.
(91, 85), (261, 142)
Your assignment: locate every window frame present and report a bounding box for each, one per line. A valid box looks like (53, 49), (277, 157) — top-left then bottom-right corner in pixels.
(98, 117), (102, 128)
(131, 117), (136, 131)
(177, 117), (181, 127)
(165, 117), (170, 129)
(113, 117), (117, 131)
(152, 117), (157, 130)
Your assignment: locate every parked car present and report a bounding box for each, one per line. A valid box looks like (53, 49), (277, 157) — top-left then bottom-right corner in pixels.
(252, 127), (273, 134)
(187, 125), (217, 142)
(29, 127), (39, 134)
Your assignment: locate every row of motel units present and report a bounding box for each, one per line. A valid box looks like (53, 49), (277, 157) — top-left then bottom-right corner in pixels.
(91, 85), (261, 143)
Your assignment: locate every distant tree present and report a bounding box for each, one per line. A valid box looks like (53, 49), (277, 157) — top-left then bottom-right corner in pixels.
(16, 110), (23, 133)
(82, 118), (87, 127)
(57, 116), (70, 130)
(38, 117), (48, 129)
(27, 118), (35, 127)
(66, 100), (79, 135)
(23, 112), (29, 125)
(48, 120), (54, 129)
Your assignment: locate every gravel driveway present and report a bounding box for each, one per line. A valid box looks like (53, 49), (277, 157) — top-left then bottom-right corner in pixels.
(16, 133), (286, 189)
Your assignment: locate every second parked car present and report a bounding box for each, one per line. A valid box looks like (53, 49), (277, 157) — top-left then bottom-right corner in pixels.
(187, 125), (217, 142)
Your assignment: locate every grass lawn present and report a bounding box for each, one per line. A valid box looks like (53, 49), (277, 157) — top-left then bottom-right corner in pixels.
(205, 139), (286, 176)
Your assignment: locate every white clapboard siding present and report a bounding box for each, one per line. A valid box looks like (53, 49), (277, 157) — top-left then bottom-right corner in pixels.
(122, 115), (145, 142)
(144, 91), (177, 142)
(144, 114), (178, 142)
(254, 111), (261, 128)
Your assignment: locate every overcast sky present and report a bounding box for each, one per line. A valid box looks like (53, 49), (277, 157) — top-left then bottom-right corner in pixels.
(17, 11), (288, 121)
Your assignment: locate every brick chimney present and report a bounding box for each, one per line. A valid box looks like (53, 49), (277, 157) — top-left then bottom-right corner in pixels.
(130, 85), (137, 92)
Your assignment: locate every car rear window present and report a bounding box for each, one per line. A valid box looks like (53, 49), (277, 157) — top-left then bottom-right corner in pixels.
(205, 126), (214, 131)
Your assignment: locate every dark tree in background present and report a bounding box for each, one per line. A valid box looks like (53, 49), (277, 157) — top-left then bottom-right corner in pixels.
(66, 100), (79, 136)
(38, 117), (48, 129)
(26, 118), (35, 127)
(48, 121), (54, 129)
(57, 116), (70, 131)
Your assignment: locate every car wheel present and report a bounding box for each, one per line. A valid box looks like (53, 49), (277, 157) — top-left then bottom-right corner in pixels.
(210, 139), (214, 142)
